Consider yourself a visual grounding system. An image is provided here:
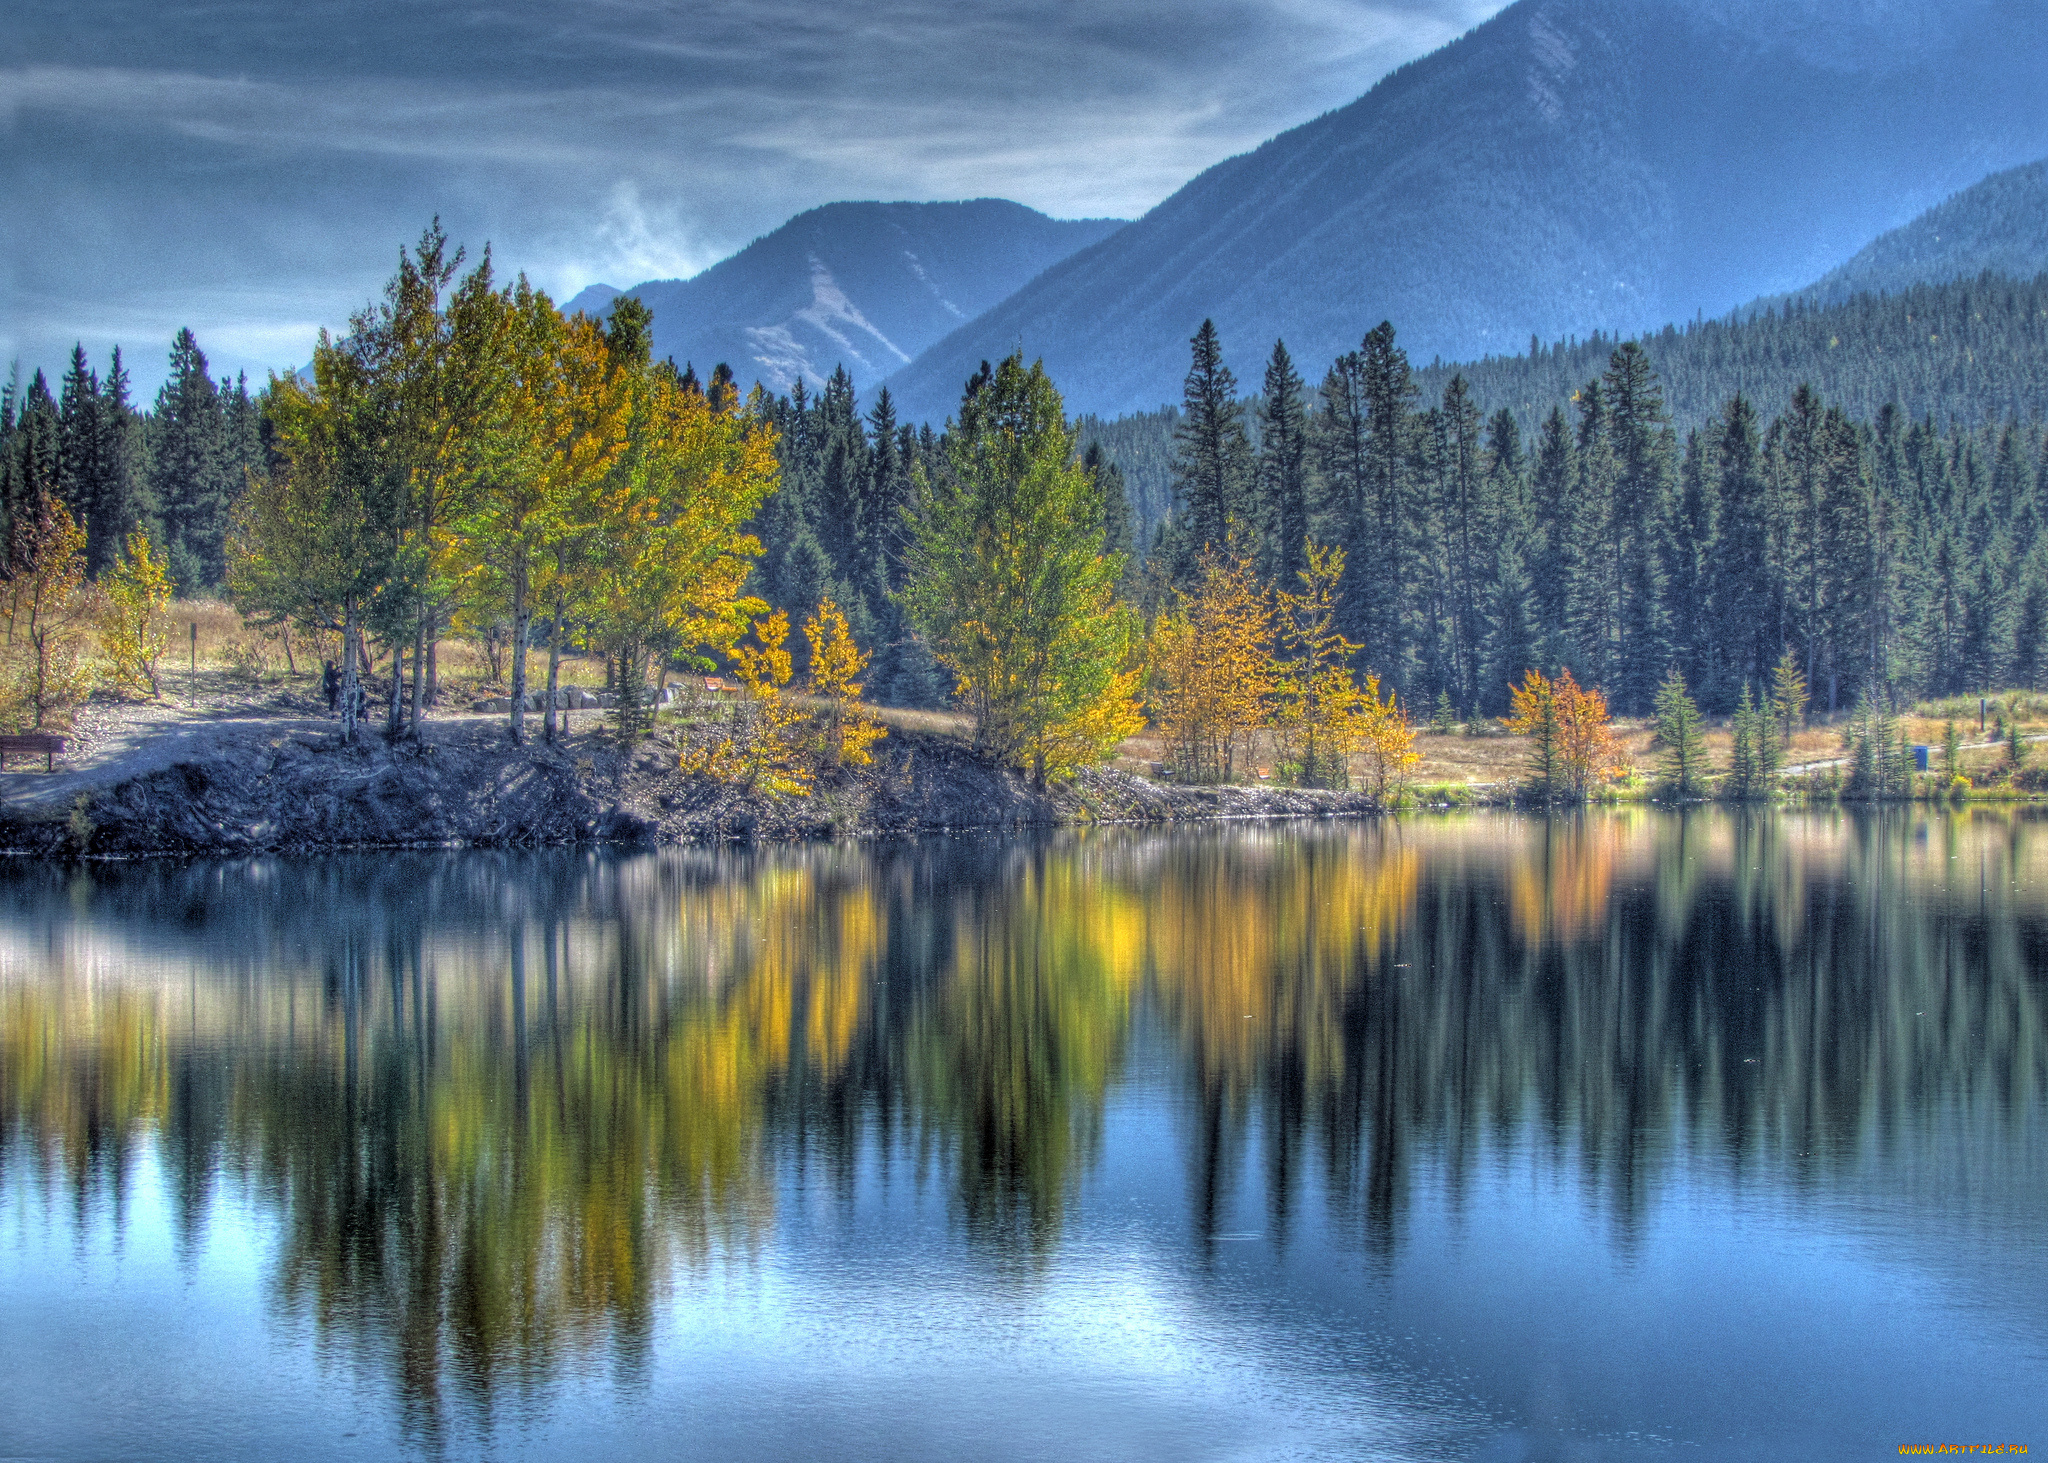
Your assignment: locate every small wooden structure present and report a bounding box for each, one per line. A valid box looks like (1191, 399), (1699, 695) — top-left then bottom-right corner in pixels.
(0, 733), (68, 771)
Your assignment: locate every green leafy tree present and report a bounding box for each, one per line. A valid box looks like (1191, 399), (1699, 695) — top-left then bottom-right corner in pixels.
(902, 354), (1143, 786)
(95, 531), (174, 696)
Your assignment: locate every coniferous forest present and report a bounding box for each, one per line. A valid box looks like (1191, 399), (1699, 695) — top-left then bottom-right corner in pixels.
(8, 259), (2048, 738)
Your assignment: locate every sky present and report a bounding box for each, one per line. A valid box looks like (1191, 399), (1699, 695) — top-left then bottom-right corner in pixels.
(1, 0), (1506, 398)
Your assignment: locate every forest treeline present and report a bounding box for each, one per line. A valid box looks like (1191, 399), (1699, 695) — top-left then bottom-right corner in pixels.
(1097, 271), (2048, 531)
(12, 237), (2048, 769)
(1, 332), (261, 592)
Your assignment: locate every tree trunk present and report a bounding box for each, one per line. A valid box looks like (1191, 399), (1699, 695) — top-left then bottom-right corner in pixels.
(509, 568), (531, 746)
(339, 601), (360, 744)
(408, 599), (428, 737)
(387, 642), (405, 736)
(544, 607), (563, 745)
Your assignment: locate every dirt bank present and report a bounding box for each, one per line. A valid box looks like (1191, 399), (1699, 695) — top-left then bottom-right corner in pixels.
(0, 694), (1383, 857)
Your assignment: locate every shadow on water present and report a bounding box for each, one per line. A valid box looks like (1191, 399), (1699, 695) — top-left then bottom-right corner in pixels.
(2, 808), (2045, 1447)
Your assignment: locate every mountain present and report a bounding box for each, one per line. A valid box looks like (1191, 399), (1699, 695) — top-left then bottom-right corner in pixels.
(885, 0), (2048, 424)
(1783, 157), (2048, 308)
(564, 200), (1123, 396)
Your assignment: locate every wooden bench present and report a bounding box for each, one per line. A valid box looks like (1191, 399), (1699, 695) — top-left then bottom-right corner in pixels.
(0, 733), (68, 771)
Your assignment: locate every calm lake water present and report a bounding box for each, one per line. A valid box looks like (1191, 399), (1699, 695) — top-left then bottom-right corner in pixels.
(1, 812), (2044, 1462)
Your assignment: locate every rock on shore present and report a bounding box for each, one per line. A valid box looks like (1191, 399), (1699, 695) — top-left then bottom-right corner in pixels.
(0, 720), (1384, 858)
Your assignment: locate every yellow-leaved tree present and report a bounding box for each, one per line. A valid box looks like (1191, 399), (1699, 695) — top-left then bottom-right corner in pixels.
(902, 354), (1143, 786)
(681, 611), (815, 795)
(1506, 668), (1616, 800)
(583, 312), (780, 744)
(96, 530), (174, 697)
(2, 492), (92, 728)
(804, 597), (886, 767)
(1352, 672), (1418, 801)
(1148, 547), (1273, 783)
(458, 280), (630, 745)
(1270, 541), (1361, 788)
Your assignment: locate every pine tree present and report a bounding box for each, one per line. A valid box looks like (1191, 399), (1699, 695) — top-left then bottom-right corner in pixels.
(1256, 340), (1311, 588)
(1654, 667), (1707, 797)
(1605, 343), (1675, 712)
(1528, 404), (1580, 675)
(1168, 319), (1253, 579)
(1351, 322), (1419, 687)
(1770, 649), (1808, 748)
(151, 328), (229, 592)
(1726, 683), (1761, 798)
(0, 373), (61, 570)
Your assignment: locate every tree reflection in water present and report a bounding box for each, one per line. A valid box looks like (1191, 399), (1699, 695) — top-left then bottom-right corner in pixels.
(2, 810), (2044, 1440)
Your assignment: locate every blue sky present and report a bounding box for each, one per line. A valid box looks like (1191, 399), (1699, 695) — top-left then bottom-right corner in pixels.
(2, 0), (1503, 396)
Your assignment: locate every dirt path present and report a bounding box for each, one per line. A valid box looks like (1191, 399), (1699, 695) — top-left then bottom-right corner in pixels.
(0, 674), (548, 817)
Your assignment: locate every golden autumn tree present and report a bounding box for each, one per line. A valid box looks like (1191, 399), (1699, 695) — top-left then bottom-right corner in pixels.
(804, 597), (886, 768)
(682, 611), (814, 795)
(1148, 546), (1274, 783)
(902, 354), (1142, 786)
(583, 317), (779, 744)
(1271, 541), (1364, 788)
(1507, 668), (1617, 800)
(2, 491), (92, 728)
(457, 280), (630, 745)
(95, 530), (174, 697)
(1352, 672), (1418, 801)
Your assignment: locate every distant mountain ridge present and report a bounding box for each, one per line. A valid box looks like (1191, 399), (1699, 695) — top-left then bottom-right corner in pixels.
(883, 0), (2048, 423)
(565, 200), (1123, 396)
(1772, 158), (2048, 310)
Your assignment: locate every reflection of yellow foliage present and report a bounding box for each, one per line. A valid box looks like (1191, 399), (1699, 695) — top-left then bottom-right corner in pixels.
(1144, 829), (1419, 1090)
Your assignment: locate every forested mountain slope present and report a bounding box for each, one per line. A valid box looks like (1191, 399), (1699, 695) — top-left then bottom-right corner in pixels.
(1090, 271), (2048, 540)
(1773, 158), (2048, 309)
(886, 0), (2048, 424)
(564, 201), (1122, 396)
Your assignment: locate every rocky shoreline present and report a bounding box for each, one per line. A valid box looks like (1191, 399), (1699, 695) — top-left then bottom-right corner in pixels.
(0, 718), (1387, 858)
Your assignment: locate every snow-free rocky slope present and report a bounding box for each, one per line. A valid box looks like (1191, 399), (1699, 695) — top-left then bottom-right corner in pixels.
(566, 200), (1123, 398)
(886, 0), (2048, 422)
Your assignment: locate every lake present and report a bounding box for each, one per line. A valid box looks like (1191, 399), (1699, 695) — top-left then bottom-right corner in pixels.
(1, 812), (2044, 1461)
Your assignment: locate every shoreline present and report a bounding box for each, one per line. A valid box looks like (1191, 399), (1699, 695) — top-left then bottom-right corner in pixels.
(0, 715), (1395, 859)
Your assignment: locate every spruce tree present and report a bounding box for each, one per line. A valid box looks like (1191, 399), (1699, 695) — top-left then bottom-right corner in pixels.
(1168, 319), (1253, 579)
(151, 328), (228, 592)
(1256, 340), (1310, 588)
(1528, 405), (1580, 674)
(1654, 667), (1707, 796)
(1770, 650), (1808, 748)
(1727, 684), (1761, 798)
(1351, 322), (1419, 687)
(1604, 343), (1675, 712)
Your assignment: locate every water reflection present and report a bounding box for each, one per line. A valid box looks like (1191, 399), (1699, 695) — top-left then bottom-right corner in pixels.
(2, 811), (2046, 1452)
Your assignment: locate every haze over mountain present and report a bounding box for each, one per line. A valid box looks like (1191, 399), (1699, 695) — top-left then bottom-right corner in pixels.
(1776, 157), (2048, 309)
(885, 0), (2048, 424)
(565, 201), (1123, 396)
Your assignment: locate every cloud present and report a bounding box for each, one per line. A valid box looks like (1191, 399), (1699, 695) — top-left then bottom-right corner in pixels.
(3, 0), (1507, 393)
